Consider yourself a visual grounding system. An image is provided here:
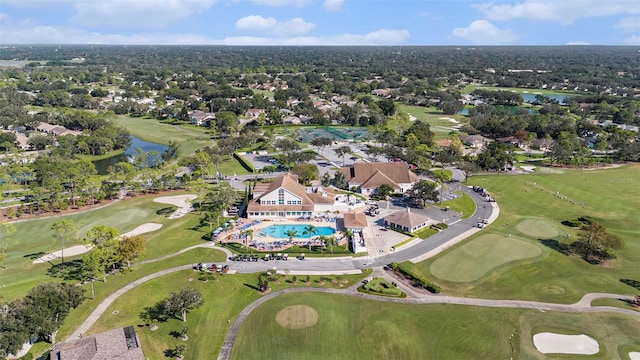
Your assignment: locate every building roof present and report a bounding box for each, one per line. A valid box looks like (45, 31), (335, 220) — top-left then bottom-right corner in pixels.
(49, 327), (143, 360)
(343, 213), (368, 228)
(341, 162), (418, 189)
(384, 208), (431, 230)
(248, 173), (335, 212)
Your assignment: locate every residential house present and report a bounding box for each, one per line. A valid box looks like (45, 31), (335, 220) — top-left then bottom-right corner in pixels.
(189, 110), (216, 126)
(246, 173), (363, 219)
(341, 162), (419, 195)
(36, 123), (82, 137)
(245, 108), (266, 118)
(459, 134), (492, 148)
(49, 326), (143, 360)
(530, 138), (555, 152)
(384, 208), (434, 233)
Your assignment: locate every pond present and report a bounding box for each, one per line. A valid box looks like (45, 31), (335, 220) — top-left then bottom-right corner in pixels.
(520, 92), (570, 105)
(93, 136), (168, 175)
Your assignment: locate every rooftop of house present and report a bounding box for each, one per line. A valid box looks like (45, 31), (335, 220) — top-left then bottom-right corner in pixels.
(49, 327), (143, 360)
(341, 162), (419, 189)
(384, 208), (432, 230)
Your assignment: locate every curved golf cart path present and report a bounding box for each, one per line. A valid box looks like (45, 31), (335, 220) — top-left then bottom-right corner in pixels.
(217, 286), (639, 360)
(65, 184), (508, 340)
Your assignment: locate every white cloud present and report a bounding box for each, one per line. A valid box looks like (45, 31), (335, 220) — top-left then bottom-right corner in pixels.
(477, 1), (640, 25)
(235, 15), (314, 36)
(71, 0), (216, 28)
(614, 17), (640, 32)
(251, 0), (309, 6)
(0, 15), (407, 45)
(236, 15), (278, 32)
(452, 20), (518, 45)
(565, 41), (590, 45)
(622, 34), (640, 45)
(323, 0), (344, 11)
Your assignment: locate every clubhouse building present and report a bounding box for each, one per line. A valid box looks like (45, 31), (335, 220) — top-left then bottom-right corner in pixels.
(341, 162), (419, 195)
(247, 173), (364, 219)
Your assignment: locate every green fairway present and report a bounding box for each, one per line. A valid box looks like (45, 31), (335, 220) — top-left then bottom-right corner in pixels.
(461, 85), (579, 96)
(395, 104), (466, 139)
(430, 234), (542, 282)
(84, 271), (367, 360)
(114, 116), (212, 156)
(0, 192), (212, 302)
(231, 292), (640, 360)
(407, 164), (640, 303)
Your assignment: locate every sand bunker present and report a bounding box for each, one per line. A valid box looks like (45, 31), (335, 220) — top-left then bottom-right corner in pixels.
(121, 223), (163, 238)
(153, 194), (197, 219)
(533, 333), (599, 355)
(629, 352), (640, 360)
(33, 244), (93, 264)
(520, 165), (537, 172)
(33, 223), (163, 264)
(275, 305), (318, 329)
(439, 117), (460, 124)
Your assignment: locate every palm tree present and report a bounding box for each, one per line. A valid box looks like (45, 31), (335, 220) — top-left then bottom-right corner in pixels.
(326, 235), (337, 254)
(302, 225), (318, 251)
(285, 229), (298, 245)
(343, 228), (354, 249)
(242, 229), (254, 250)
(317, 235), (328, 253)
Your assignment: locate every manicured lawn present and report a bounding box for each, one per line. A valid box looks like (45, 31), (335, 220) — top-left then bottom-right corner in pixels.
(1, 191), (214, 302)
(114, 116), (212, 156)
(406, 164), (640, 303)
(84, 271), (368, 360)
(395, 104), (465, 139)
(429, 234), (542, 282)
(231, 292), (640, 360)
(440, 192), (476, 219)
(413, 227), (437, 239)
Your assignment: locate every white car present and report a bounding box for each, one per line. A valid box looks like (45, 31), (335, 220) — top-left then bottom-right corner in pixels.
(365, 200), (376, 205)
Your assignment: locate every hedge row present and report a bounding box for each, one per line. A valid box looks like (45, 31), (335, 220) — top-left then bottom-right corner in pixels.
(233, 152), (255, 173)
(390, 262), (441, 293)
(431, 222), (448, 231)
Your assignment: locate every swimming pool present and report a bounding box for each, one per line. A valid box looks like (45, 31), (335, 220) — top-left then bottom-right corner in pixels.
(260, 224), (335, 239)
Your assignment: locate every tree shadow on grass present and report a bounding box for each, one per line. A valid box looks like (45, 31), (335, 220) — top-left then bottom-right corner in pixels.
(156, 206), (176, 216)
(47, 259), (84, 280)
(539, 239), (570, 255)
(169, 330), (181, 339)
(620, 279), (640, 291)
(243, 283), (259, 291)
(23, 252), (46, 260)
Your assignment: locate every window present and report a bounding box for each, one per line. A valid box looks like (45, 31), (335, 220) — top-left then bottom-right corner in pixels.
(278, 189), (285, 205)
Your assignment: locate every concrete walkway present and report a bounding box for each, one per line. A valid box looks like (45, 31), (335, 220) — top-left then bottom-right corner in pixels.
(217, 283), (638, 360)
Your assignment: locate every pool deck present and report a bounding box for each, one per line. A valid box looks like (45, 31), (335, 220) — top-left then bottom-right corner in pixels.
(217, 219), (346, 252)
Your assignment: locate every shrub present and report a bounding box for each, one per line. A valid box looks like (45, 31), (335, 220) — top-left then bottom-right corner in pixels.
(233, 152), (255, 173)
(561, 216), (593, 228)
(390, 262), (441, 293)
(431, 223), (448, 230)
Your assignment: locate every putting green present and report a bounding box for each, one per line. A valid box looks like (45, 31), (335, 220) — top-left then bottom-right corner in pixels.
(516, 219), (559, 238)
(431, 234), (542, 282)
(275, 305), (318, 329)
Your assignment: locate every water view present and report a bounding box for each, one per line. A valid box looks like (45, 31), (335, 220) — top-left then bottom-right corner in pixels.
(93, 136), (168, 175)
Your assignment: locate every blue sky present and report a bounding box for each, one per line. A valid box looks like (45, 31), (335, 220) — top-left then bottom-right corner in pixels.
(1, 0), (639, 45)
